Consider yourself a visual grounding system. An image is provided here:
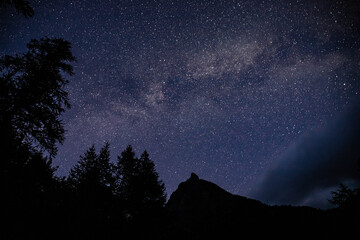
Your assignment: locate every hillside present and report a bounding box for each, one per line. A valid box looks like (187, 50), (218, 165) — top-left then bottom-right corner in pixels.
(164, 173), (357, 239)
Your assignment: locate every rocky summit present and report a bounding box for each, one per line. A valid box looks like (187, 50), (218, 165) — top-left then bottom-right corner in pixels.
(164, 173), (357, 239)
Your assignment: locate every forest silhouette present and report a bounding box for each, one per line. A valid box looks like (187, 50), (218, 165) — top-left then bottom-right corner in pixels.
(1, 1), (359, 239)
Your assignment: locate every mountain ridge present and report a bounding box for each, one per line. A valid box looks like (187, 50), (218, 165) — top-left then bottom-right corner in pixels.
(164, 173), (356, 239)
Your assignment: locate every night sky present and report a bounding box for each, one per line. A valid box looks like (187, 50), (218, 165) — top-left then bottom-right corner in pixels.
(1, 0), (360, 209)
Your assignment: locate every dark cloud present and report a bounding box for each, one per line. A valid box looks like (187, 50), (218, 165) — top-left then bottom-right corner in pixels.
(251, 99), (360, 209)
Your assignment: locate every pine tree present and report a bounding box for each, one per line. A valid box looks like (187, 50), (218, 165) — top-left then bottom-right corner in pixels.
(329, 183), (358, 207)
(96, 142), (115, 190)
(115, 145), (138, 214)
(115, 146), (166, 218)
(68, 143), (114, 194)
(139, 150), (167, 210)
(67, 143), (116, 238)
(68, 145), (98, 191)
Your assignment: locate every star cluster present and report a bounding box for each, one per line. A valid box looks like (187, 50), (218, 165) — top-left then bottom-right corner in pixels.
(1, 0), (359, 207)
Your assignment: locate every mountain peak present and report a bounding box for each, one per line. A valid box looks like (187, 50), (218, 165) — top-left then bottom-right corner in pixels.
(165, 173), (331, 239)
(166, 172), (263, 218)
(189, 172), (199, 181)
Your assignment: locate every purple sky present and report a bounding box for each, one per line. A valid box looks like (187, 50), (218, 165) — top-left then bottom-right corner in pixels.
(1, 0), (360, 209)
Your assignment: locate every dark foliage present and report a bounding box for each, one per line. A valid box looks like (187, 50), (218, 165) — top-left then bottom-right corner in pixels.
(138, 151), (167, 210)
(115, 146), (166, 218)
(68, 143), (114, 193)
(63, 144), (167, 239)
(329, 183), (358, 207)
(66, 143), (116, 239)
(113, 146), (167, 239)
(0, 37), (75, 157)
(0, 0), (34, 17)
(0, 37), (75, 239)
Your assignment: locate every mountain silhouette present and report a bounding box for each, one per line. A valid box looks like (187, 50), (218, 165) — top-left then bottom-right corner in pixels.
(167, 173), (266, 219)
(164, 173), (354, 239)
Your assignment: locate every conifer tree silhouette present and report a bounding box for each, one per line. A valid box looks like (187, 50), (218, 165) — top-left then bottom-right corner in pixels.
(68, 143), (114, 195)
(115, 145), (138, 218)
(115, 146), (166, 219)
(138, 150), (167, 210)
(67, 143), (115, 239)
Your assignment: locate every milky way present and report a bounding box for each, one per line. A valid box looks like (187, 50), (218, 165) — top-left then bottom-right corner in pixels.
(1, 0), (360, 208)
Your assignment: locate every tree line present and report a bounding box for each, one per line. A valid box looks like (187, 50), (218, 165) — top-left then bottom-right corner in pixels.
(0, 36), (166, 239)
(0, 3), (167, 238)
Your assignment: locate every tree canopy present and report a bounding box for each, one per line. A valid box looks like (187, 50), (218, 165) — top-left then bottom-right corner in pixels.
(68, 143), (114, 195)
(0, 0), (34, 17)
(115, 146), (166, 218)
(0, 37), (75, 157)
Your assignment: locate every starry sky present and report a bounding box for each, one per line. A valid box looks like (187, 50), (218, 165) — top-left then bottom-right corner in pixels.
(1, 0), (360, 209)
